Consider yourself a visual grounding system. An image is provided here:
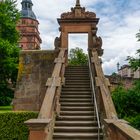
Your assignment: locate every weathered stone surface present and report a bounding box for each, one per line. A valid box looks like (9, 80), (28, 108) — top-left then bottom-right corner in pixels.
(106, 75), (136, 91)
(13, 50), (57, 111)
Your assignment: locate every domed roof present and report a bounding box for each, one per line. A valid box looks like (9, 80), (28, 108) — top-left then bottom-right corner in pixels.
(21, 0), (33, 4)
(21, 0), (36, 20)
(21, 10), (36, 19)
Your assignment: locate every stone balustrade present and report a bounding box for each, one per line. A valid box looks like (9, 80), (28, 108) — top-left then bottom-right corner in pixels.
(25, 48), (67, 140)
(89, 49), (140, 140)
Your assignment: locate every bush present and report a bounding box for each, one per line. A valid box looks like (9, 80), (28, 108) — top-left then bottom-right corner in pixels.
(112, 80), (140, 130)
(0, 84), (14, 106)
(124, 114), (140, 130)
(112, 86), (127, 117)
(0, 112), (38, 140)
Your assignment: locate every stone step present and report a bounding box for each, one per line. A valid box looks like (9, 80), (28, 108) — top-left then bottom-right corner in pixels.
(63, 85), (90, 88)
(65, 77), (90, 80)
(61, 102), (94, 107)
(65, 73), (89, 76)
(56, 116), (96, 121)
(62, 87), (91, 91)
(66, 67), (88, 69)
(53, 133), (100, 139)
(65, 79), (90, 82)
(66, 68), (88, 70)
(61, 95), (91, 98)
(54, 126), (98, 133)
(61, 91), (91, 94)
(61, 106), (94, 111)
(55, 121), (98, 127)
(60, 111), (94, 116)
(65, 71), (89, 74)
(61, 93), (91, 96)
(65, 72), (89, 75)
(60, 98), (92, 102)
(65, 82), (90, 85)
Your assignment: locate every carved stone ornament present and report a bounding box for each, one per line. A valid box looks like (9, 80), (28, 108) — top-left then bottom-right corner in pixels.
(92, 36), (103, 56)
(61, 6), (96, 19)
(54, 37), (61, 50)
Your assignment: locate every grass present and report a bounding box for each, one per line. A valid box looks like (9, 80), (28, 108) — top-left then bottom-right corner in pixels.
(0, 106), (12, 112)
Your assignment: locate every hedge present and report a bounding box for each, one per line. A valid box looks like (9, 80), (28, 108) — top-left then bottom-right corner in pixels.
(0, 112), (38, 140)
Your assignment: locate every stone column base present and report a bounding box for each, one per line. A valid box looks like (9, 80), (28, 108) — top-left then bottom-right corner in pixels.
(25, 119), (51, 140)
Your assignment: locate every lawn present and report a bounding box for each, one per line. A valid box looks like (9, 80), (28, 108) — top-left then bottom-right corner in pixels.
(0, 106), (12, 112)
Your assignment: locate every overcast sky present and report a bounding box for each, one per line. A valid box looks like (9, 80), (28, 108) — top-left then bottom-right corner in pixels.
(17, 0), (140, 75)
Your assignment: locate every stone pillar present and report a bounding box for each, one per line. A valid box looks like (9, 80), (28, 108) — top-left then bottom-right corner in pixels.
(88, 31), (93, 49)
(25, 119), (51, 140)
(61, 31), (68, 48)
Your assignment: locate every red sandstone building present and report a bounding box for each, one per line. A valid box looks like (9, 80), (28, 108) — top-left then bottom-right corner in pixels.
(16, 0), (42, 50)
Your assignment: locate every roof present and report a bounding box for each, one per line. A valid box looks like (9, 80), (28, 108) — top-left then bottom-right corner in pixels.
(21, 10), (36, 20)
(21, 0), (36, 20)
(21, 0), (33, 4)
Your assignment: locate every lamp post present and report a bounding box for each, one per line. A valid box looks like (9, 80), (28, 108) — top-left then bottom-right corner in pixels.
(117, 62), (120, 73)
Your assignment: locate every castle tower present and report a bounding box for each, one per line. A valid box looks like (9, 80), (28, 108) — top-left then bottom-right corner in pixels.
(17, 0), (42, 50)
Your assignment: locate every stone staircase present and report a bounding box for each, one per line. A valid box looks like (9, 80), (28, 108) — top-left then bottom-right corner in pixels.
(53, 66), (102, 140)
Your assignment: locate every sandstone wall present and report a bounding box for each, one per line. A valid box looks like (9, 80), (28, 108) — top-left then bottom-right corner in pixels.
(13, 50), (57, 111)
(106, 75), (135, 91)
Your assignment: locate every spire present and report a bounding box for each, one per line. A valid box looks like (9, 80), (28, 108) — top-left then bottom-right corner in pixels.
(76, 0), (81, 7)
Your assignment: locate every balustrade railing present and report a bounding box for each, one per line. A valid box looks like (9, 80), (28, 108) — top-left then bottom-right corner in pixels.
(88, 53), (101, 140)
(38, 48), (67, 119)
(25, 48), (67, 140)
(89, 49), (140, 140)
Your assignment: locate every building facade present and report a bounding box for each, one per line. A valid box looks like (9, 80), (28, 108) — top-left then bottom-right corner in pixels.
(16, 0), (42, 50)
(118, 65), (140, 79)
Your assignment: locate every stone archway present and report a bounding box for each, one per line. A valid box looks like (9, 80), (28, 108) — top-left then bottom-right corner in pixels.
(55, 0), (103, 56)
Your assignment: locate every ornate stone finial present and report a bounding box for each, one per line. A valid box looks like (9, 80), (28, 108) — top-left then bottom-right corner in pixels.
(60, 0), (96, 19)
(76, 0), (80, 7)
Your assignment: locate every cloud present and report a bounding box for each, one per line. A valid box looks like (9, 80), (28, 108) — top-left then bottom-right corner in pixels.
(17, 0), (140, 75)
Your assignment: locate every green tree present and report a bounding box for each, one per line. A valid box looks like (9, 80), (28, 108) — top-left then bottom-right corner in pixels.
(127, 30), (140, 70)
(0, 0), (20, 105)
(127, 49), (140, 71)
(68, 47), (88, 66)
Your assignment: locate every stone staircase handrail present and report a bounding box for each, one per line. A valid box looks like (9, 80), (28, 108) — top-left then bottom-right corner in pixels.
(88, 52), (101, 140)
(25, 48), (67, 140)
(38, 48), (67, 119)
(90, 49), (140, 140)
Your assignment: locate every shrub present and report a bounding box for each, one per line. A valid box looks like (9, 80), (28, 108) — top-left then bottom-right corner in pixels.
(0, 84), (14, 106)
(124, 114), (140, 130)
(112, 80), (140, 130)
(112, 86), (127, 118)
(0, 112), (38, 140)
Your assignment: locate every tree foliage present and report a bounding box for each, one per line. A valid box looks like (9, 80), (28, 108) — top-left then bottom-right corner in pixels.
(127, 49), (140, 71)
(0, 0), (20, 105)
(127, 30), (140, 70)
(68, 47), (88, 66)
(112, 80), (140, 130)
(0, 0), (20, 43)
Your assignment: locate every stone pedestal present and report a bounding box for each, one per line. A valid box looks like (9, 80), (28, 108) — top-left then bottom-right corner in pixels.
(25, 119), (51, 140)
